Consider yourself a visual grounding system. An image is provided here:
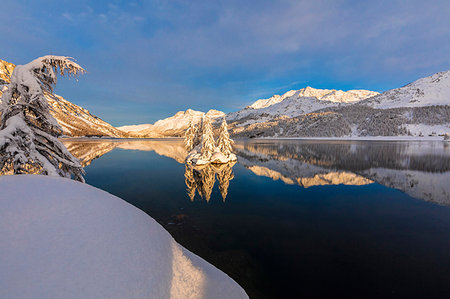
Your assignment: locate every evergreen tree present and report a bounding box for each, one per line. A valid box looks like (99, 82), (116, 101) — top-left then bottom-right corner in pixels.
(184, 121), (195, 152)
(193, 119), (202, 148)
(200, 116), (215, 160)
(217, 117), (234, 157)
(0, 55), (85, 181)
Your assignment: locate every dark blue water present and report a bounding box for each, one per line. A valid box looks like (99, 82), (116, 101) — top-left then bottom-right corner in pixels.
(64, 139), (450, 298)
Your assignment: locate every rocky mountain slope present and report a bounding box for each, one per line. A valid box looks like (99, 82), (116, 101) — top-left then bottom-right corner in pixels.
(227, 87), (378, 124)
(229, 71), (449, 138)
(360, 71), (450, 109)
(118, 109), (225, 137)
(0, 59), (126, 137)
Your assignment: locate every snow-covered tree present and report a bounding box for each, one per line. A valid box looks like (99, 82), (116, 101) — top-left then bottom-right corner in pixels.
(184, 121), (195, 152)
(0, 55), (85, 181)
(193, 119), (202, 149)
(200, 116), (215, 160)
(217, 117), (234, 157)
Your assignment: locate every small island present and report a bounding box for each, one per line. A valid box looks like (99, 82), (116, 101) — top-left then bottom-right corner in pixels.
(184, 116), (237, 165)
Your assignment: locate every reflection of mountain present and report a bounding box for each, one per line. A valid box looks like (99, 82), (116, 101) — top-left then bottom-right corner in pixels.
(62, 140), (118, 167)
(235, 141), (450, 205)
(62, 139), (188, 166)
(60, 139), (449, 205)
(116, 140), (187, 163)
(185, 163), (235, 202)
(248, 165), (372, 188)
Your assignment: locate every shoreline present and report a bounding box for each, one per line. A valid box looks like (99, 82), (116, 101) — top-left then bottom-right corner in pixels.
(61, 136), (447, 142)
(255, 136), (447, 141)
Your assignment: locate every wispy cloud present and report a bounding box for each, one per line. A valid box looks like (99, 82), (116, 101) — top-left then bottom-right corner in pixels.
(1, 0), (449, 125)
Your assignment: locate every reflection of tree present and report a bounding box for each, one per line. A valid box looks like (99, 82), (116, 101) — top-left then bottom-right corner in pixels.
(184, 164), (196, 201)
(184, 162), (235, 202)
(215, 162), (235, 202)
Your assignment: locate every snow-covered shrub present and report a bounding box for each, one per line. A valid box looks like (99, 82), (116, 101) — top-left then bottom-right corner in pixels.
(0, 56), (85, 181)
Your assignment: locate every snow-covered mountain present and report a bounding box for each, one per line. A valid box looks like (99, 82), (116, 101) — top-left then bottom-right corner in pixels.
(230, 71), (450, 138)
(228, 87), (379, 123)
(361, 71), (450, 109)
(0, 59), (14, 86)
(0, 59), (126, 138)
(118, 109), (225, 137)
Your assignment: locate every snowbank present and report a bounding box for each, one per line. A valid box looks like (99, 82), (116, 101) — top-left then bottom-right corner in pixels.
(0, 175), (247, 299)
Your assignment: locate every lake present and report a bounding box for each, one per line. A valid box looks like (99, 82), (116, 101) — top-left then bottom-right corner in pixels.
(63, 139), (450, 298)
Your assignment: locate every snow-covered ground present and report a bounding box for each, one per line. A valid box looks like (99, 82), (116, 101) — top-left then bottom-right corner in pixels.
(0, 175), (248, 299)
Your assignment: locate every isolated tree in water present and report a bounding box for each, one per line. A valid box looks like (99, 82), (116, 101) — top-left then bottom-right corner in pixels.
(216, 117), (233, 157)
(184, 121), (196, 152)
(193, 118), (202, 149)
(200, 116), (215, 160)
(0, 55), (85, 181)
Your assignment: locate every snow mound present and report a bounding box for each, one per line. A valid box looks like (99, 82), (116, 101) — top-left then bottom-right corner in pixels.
(0, 175), (247, 299)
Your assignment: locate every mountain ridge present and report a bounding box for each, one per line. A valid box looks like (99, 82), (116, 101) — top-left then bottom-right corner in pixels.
(119, 108), (225, 137)
(0, 59), (127, 138)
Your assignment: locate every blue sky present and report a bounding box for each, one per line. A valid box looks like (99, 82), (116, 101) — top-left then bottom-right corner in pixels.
(2, 0), (449, 125)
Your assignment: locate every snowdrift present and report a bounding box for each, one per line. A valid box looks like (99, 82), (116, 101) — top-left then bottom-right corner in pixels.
(0, 175), (247, 299)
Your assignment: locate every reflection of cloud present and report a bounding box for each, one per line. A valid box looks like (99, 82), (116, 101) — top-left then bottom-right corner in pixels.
(3, 1), (450, 125)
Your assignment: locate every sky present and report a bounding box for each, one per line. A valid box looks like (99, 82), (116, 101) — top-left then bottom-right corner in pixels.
(2, 0), (450, 126)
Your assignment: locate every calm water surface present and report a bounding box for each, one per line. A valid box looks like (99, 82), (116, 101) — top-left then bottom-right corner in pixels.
(63, 139), (450, 298)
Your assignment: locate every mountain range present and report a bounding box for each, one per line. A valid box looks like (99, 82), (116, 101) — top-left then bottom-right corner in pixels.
(117, 72), (448, 139)
(1, 58), (448, 139)
(117, 109), (225, 137)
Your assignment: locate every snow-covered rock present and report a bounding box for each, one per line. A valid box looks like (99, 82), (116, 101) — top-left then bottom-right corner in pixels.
(0, 175), (248, 299)
(210, 152), (237, 164)
(361, 71), (450, 109)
